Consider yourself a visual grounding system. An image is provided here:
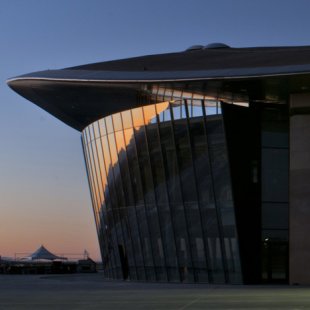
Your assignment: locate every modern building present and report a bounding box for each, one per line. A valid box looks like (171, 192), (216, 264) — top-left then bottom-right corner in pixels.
(7, 44), (310, 284)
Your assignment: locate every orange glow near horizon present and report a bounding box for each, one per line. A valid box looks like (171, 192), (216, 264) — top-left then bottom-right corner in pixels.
(1, 198), (101, 261)
(0, 149), (102, 261)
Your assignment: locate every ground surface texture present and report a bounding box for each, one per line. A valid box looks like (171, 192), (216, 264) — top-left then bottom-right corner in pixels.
(0, 273), (309, 309)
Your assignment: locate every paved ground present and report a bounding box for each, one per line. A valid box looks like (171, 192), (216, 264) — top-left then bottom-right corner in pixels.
(0, 273), (310, 309)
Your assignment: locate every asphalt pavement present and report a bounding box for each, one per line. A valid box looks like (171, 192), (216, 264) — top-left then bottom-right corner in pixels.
(0, 273), (309, 309)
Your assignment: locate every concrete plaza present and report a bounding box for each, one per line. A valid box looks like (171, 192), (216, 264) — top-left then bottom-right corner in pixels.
(0, 273), (310, 309)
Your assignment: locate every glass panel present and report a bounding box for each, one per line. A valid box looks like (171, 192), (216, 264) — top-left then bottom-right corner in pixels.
(124, 128), (144, 204)
(145, 202), (167, 281)
(206, 115), (236, 283)
(121, 110), (133, 129)
(134, 127), (155, 204)
(157, 203), (179, 282)
(95, 137), (108, 194)
(93, 122), (101, 139)
(155, 102), (170, 122)
(262, 203), (289, 230)
(145, 125), (169, 204)
(204, 99), (218, 115)
(155, 86), (165, 102)
(131, 107), (145, 129)
(164, 88), (174, 100)
(192, 100), (203, 117)
(83, 139), (99, 217)
(171, 103), (182, 120)
(171, 205), (194, 283)
(89, 124), (95, 142)
(261, 149), (289, 202)
(98, 118), (106, 136)
(173, 120), (197, 203)
(114, 131), (135, 206)
(108, 133), (119, 168)
(158, 123), (182, 204)
(128, 205), (145, 280)
(262, 121), (288, 148)
(91, 140), (104, 206)
(187, 100), (193, 118)
(101, 135), (115, 189)
(85, 127), (91, 144)
(143, 104), (157, 125)
(163, 108), (172, 122)
(86, 141), (101, 215)
(185, 202), (208, 282)
(189, 118), (214, 205)
(261, 106), (288, 148)
(124, 128), (135, 146)
(107, 133), (126, 208)
(171, 100), (186, 120)
(105, 115), (114, 133)
(221, 208), (241, 283)
(136, 205), (155, 281)
(113, 113), (123, 132)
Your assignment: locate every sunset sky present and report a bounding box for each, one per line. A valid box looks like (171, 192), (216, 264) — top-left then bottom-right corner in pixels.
(1, 0), (310, 261)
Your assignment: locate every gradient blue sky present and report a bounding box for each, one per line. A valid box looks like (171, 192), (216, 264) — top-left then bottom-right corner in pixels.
(1, 0), (310, 260)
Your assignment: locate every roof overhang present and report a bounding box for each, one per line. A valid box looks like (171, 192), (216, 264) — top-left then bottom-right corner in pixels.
(8, 46), (310, 131)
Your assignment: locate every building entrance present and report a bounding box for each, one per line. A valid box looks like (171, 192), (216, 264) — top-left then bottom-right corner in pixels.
(262, 239), (289, 283)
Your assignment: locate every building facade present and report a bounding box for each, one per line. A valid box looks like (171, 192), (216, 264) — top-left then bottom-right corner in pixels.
(8, 44), (310, 284)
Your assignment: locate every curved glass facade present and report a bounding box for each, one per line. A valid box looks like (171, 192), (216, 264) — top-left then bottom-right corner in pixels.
(82, 89), (242, 283)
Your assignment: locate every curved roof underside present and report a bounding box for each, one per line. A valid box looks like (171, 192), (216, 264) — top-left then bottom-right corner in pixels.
(7, 45), (310, 131)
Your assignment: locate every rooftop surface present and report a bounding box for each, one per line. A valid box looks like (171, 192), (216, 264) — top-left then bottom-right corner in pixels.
(68, 45), (310, 72)
(1, 273), (310, 309)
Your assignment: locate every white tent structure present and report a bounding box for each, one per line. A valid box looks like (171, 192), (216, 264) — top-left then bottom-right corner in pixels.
(27, 245), (67, 261)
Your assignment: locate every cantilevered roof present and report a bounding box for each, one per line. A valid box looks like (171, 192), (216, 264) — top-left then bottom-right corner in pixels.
(7, 45), (310, 131)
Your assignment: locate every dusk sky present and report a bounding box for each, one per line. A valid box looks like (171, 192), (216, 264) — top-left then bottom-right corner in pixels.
(1, 0), (310, 261)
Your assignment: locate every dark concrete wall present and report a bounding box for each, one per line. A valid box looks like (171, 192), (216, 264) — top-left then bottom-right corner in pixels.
(290, 93), (310, 284)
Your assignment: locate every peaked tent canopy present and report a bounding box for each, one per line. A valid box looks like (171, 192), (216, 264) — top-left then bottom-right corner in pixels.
(28, 245), (67, 261)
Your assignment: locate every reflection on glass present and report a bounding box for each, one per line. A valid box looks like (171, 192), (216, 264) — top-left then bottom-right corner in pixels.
(108, 133), (119, 168)
(121, 110), (133, 129)
(171, 102), (181, 120)
(132, 107), (145, 129)
(82, 87), (245, 284)
(113, 113), (123, 132)
(89, 124), (95, 142)
(91, 140), (104, 205)
(115, 131), (126, 153)
(124, 128), (134, 147)
(204, 100), (218, 116)
(101, 135), (113, 183)
(98, 118), (106, 136)
(84, 126), (90, 144)
(105, 115), (114, 133)
(93, 122), (101, 139)
(85, 140), (101, 214)
(143, 104), (157, 125)
(193, 100), (204, 117)
(82, 135), (100, 222)
(95, 137), (108, 191)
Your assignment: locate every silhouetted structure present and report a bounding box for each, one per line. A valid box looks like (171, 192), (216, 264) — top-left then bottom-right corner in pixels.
(27, 245), (67, 261)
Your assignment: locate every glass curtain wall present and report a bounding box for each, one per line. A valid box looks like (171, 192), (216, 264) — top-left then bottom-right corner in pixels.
(261, 105), (289, 283)
(81, 87), (242, 283)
